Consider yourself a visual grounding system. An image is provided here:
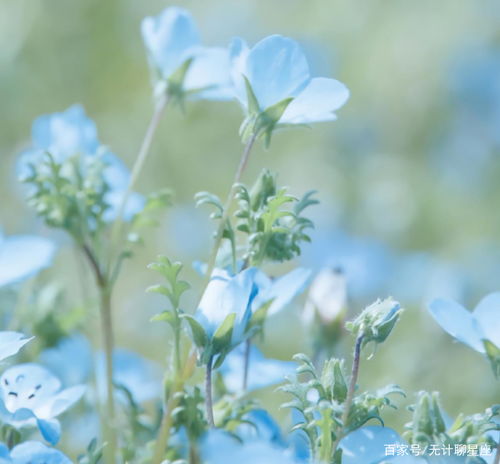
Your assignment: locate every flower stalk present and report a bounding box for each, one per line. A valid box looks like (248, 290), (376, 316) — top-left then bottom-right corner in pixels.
(205, 355), (215, 428)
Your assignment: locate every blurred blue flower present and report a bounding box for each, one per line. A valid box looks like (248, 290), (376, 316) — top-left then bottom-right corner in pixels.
(202, 429), (303, 464)
(230, 34), (349, 124)
(0, 363), (85, 444)
(0, 231), (55, 288)
(221, 344), (295, 393)
(428, 292), (500, 353)
(195, 267), (258, 346)
(141, 7), (232, 100)
(237, 409), (286, 447)
(0, 332), (32, 362)
(40, 334), (161, 403)
(0, 441), (71, 464)
(17, 105), (144, 222)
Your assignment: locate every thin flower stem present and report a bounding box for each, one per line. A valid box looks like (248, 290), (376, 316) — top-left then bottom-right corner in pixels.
(202, 133), (258, 286)
(242, 338), (252, 391)
(108, 94), (169, 275)
(99, 284), (117, 464)
(331, 334), (364, 455)
(205, 355), (215, 428)
(494, 443), (500, 464)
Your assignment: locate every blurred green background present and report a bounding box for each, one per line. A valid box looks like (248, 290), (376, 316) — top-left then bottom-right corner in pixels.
(1, 0), (499, 445)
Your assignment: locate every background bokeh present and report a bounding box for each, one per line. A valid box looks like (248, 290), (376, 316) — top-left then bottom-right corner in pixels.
(1, 0), (499, 451)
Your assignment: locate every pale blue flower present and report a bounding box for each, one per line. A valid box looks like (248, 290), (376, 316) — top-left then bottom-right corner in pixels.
(339, 426), (405, 464)
(202, 430), (303, 464)
(428, 292), (500, 353)
(141, 7), (232, 100)
(0, 363), (85, 444)
(221, 344), (295, 392)
(18, 105), (144, 222)
(236, 409), (286, 447)
(0, 232), (55, 288)
(195, 268), (258, 346)
(251, 268), (311, 316)
(41, 334), (161, 403)
(0, 332), (33, 362)
(0, 441), (71, 464)
(230, 34), (349, 124)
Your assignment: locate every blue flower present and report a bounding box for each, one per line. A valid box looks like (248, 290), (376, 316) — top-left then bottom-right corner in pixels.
(428, 293), (500, 353)
(0, 231), (55, 288)
(18, 105), (144, 222)
(195, 268), (258, 346)
(221, 344), (295, 393)
(230, 35), (349, 131)
(40, 334), (161, 403)
(0, 332), (33, 362)
(202, 430), (303, 464)
(237, 409), (287, 447)
(251, 268), (311, 316)
(142, 7), (232, 100)
(0, 363), (85, 444)
(0, 441), (71, 464)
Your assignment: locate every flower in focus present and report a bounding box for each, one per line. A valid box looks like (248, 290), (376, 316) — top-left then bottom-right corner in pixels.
(230, 34), (349, 143)
(303, 267), (347, 325)
(0, 363), (85, 444)
(0, 332), (33, 362)
(17, 105), (144, 223)
(0, 231), (55, 288)
(0, 441), (71, 464)
(141, 7), (232, 101)
(221, 344), (295, 393)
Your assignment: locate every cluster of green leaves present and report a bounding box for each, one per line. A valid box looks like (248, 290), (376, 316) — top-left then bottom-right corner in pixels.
(404, 391), (499, 453)
(280, 354), (404, 464)
(235, 169), (318, 265)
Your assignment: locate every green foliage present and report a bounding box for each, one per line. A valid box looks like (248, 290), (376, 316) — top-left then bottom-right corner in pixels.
(483, 340), (500, 380)
(280, 353), (404, 463)
(171, 386), (207, 442)
(404, 391), (499, 453)
(77, 438), (104, 464)
(235, 169), (317, 265)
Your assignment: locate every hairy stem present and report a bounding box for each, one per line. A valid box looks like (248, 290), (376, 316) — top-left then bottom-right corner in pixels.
(203, 133), (258, 285)
(205, 355), (215, 428)
(332, 334), (364, 455)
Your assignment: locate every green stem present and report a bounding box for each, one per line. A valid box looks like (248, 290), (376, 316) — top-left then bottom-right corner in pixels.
(174, 321), (182, 375)
(205, 355), (215, 428)
(108, 94), (169, 273)
(242, 338), (251, 391)
(331, 334), (364, 456)
(203, 133), (258, 285)
(99, 283), (117, 464)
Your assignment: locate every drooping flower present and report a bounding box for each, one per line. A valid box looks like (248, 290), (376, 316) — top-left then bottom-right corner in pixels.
(428, 293), (500, 353)
(194, 267), (258, 347)
(141, 7), (232, 101)
(18, 105), (144, 222)
(0, 231), (55, 288)
(303, 267), (347, 325)
(221, 344), (295, 393)
(0, 332), (33, 362)
(230, 34), (349, 142)
(0, 441), (71, 464)
(0, 363), (85, 444)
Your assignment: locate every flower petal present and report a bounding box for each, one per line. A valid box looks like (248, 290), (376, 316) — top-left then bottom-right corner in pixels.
(35, 385), (86, 419)
(229, 37), (251, 107)
(428, 298), (485, 352)
(0, 236), (55, 288)
(141, 7), (200, 79)
(0, 332), (33, 362)
(280, 77), (349, 124)
(36, 418), (61, 445)
(10, 440), (71, 463)
(473, 292), (500, 348)
(244, 35), (310, 110)
(184, 47), (233, 100)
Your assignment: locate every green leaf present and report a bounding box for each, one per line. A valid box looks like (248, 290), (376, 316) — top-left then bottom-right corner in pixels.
(182, 315), (208, 349)
(483, 339), (500, 379)
(150, 310), (177, 327)
(243, 75), (260, 115)
(212, 313), (236, 354)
